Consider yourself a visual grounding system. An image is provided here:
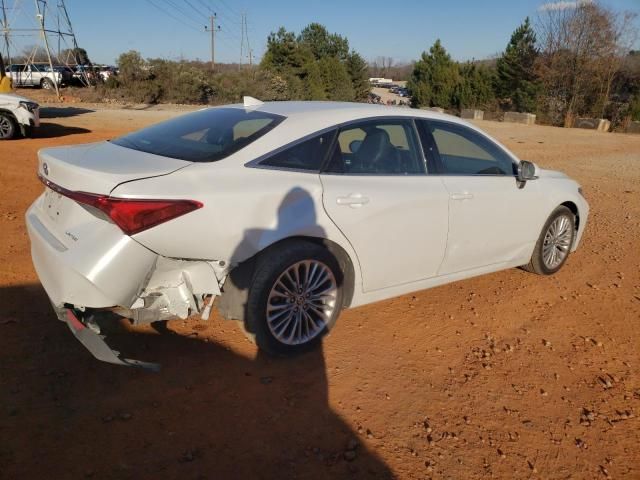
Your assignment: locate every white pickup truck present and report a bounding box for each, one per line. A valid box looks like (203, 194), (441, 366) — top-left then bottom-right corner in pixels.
(0, 92), (40, 139)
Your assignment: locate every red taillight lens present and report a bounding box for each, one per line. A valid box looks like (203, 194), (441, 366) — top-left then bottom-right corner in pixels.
(39, 175), (203, 235)
(94, 197), (203, 235)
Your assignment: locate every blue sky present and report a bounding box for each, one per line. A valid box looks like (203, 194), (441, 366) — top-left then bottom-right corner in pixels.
(41, 0), (640, 64)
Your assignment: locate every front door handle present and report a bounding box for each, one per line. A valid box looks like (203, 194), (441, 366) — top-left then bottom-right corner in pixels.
(450, 193), (474, 201)
(336, 193), (370, 207)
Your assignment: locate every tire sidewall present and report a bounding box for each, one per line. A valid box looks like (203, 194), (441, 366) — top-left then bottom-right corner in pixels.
(246, 241), (344, 356)
(535, 207), (575, 275)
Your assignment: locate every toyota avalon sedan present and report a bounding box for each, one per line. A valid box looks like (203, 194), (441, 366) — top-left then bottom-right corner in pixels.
(26, 98), (589, 368)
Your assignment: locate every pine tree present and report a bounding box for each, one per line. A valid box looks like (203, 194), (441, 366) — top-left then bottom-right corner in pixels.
(345, 51), (369, 101)
(407, 40), (459, 109)
(456, 62), (495, 109)
(496, 17), (540, 112)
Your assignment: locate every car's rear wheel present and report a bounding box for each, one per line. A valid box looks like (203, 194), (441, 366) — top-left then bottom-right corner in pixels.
(244, 241), (344, 355)
(524, 206), (575, 275)
(0, 113), (17, 140)
(41, 78), (54, 89)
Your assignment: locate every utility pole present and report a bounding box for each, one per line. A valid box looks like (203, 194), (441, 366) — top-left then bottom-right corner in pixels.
(205, 14), (217, 71)
(1, 0), (10, 64)
(239, 13), (244, 70)
(245, 14), (252, 68)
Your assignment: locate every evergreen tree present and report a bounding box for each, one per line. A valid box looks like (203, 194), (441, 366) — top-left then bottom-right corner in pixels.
(496, 17), (539, 112)
(407, 40), (459, 109)
(456, 62), (496, 109)
(345, 51), (369, 101)
(261, 24), (363, 102)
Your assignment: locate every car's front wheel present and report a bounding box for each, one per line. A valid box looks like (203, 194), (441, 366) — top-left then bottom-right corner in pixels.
(524, 205), (575, 275)
(245, 241), (344, 355)
(0, 113), (17, 140)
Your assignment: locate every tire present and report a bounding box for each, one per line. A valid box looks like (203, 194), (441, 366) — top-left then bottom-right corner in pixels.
(41, 78), (54, 90)
(244, 241), (344, 356)
(0, 113), (17, 140)
(524, 206), (575, 275)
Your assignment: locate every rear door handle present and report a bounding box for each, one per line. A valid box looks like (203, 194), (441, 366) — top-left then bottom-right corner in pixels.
(450, 193), (474, 201)
(336, 193), (370, 207)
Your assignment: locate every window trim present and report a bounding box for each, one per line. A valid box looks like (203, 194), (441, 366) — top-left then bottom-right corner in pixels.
(418, 119), (519, 177)
(320, 117), (428, 176)
(245, 126), (338, 174)
(247, 115), (428, 176)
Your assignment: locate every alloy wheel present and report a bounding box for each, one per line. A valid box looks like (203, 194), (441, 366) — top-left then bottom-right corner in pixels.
(0, 116), (12, 139)
(542, 215), (573, 269)
(266, 259), (338, 346)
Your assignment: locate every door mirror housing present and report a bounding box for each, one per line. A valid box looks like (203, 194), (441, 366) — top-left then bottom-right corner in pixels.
(517, 160), (538, 182)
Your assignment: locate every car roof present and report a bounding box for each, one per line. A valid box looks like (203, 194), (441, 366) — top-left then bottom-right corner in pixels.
(226, 101), (471, 134)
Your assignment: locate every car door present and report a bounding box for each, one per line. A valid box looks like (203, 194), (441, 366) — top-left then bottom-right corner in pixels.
(320, 118), (449, 292)
(417, 119), (541, 275)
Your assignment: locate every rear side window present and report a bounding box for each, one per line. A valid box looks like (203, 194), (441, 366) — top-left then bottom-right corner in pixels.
(260, 131), (335, 171)
(326, 120), (425, 175)
(422, 120), (514, 175)
(111, 108), (285, 162)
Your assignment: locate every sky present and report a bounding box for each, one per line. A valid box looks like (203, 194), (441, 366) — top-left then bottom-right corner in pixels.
(6, 0), (640, 65)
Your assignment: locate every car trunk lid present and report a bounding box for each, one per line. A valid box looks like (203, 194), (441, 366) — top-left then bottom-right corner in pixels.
(38, 141), (191, 195)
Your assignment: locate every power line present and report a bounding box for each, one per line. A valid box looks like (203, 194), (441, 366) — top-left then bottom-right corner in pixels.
(144, 0), (202, 31)
(217, 0), (240, 17)
(183, 0), (207, 21)
(158, 0), (205, 27)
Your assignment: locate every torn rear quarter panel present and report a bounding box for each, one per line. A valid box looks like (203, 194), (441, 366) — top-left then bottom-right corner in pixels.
(114, 257), (225, 323)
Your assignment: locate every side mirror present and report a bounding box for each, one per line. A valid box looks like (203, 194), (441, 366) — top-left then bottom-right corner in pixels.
(517, 160), (538, 182)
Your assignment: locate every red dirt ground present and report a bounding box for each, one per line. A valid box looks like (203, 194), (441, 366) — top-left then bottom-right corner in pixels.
(1, 104), (639, 479)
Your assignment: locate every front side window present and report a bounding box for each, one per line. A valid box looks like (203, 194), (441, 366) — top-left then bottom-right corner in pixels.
(260, 131), (335, 171)
(111, 108), (284, 162)
(326, 120), (425, 175)
(421, 120), (514, 175)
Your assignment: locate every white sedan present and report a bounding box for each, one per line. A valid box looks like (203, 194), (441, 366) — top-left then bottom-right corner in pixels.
(26, 98), (589, 368)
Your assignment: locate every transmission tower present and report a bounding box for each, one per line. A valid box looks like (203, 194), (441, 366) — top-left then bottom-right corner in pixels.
(0, 0), (89, 96)
(239, 12), (251, 69)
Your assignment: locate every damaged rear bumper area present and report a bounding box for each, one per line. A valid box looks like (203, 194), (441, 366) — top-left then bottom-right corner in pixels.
(27, 203), (227, 369)
(57, 307), (161, 371)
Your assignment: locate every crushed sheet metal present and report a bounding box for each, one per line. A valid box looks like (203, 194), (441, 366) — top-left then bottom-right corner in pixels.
(64, 309), (160, 371)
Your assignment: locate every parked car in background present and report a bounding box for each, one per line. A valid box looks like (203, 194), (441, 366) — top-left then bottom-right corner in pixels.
(26, 99), (589, 369)
(6, 63), (64, 89)
(0, 92), (39, 139)
(98, 65), (117, 82)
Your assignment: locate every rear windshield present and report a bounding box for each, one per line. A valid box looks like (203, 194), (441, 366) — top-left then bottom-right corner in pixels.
(111, 107), (285, 162)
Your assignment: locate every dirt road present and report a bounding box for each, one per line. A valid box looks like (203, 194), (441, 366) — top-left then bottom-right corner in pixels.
(1, 104), (639, 479)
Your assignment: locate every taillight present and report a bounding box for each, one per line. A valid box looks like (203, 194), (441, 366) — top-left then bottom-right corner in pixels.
(39, 175), (202, 235)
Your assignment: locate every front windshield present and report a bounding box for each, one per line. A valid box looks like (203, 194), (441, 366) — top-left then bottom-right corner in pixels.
(111, 107), (285, 162)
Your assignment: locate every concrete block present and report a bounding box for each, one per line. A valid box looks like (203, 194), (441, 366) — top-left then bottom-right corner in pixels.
(461, 109), (484, 120)
(504, 112), (536, 125)
(573, 117), (611, 132)
(625, 121), (640, 134)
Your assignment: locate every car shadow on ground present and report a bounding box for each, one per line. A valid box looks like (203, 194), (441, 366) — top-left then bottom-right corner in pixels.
(0, 283), (394, 479)
(33, 122), (91, 138)
(39, 107), (95, 119)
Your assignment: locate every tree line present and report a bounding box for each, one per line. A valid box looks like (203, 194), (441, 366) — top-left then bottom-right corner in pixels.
(407, 3), (639, 127)
(44, 1), (638, 127)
